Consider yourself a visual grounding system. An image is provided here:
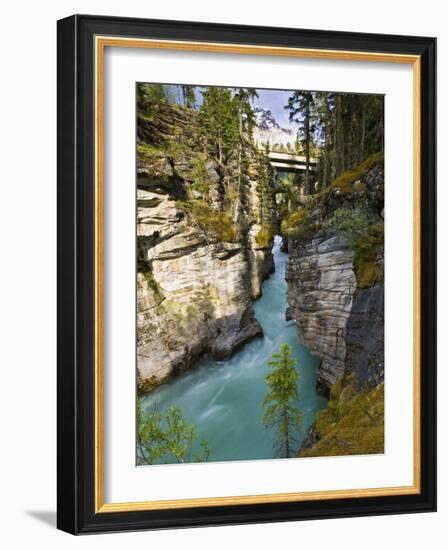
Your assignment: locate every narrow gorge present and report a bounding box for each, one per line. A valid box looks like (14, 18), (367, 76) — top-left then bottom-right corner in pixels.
(136, 84), (385, 463)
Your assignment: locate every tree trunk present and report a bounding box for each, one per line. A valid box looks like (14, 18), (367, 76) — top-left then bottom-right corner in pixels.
(233, 112), (243, 224)
(305, 104), (310, 195)
(323, 147), (328, 189)
(284, 409), (290, 458)
(360, 102), (366, 164)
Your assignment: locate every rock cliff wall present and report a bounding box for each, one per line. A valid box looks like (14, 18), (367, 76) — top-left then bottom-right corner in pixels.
(345, 285), (384, 388)
(137, 104), (276, 392)
(284, 154), (384, 396)
(286, 234), (356, 391)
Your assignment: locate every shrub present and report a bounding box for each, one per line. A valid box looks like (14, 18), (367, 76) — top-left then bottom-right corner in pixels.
(190, 155), (210, 197)
(180, 200), (237, 242)
(326, 207), (383, 288)
(353, 223), (384, 288)
(143, 270), (160, 292)
(280, 208), (314, 240)
(137, 83), (166, 120)
(255, 226), (273, 249)
(326, 204), (373, 240)
(137, 141), (162, 161)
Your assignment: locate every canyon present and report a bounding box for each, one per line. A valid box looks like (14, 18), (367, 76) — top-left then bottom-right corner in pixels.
(136, 92), (385, 460)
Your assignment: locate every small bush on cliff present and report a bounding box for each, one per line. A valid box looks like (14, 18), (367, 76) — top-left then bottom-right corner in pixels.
(142, 270), (160, 292)
(281, 209), (311, 239)
(180, 200), (237, 242)
(137, 400), (211, 464)
(353, 223), (384, 288)
(321, 205), (383, 288)
(280, 153), (383, 242)
(281, 208), (322, 240)
(325, 206), (383, 288)
(190, 155), (210, 198)
(326, 204), (373, 239)
(300, 375), (384, 458)
(263, 343), (302, 458)
(255, 226), (273, 249)
(137, 137), (189, 167)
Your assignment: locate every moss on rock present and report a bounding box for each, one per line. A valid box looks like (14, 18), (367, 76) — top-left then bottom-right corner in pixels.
(300, 376), (384, 457)
(325, 151), (384, 196)
(255, 226), (274, 249)
(180, 200), (237, 242)
(280, 208), (314, 239)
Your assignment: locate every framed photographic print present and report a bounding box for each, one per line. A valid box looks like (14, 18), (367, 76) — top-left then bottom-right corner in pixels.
(57, 14), (436, 534)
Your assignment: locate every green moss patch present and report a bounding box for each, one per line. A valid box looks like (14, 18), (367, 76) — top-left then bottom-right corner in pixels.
(180, 200), (237, 242)
(280, 153), (383, 241)
(137, 134), (190, 164)
(326, 151), (384, 196)
(280, 208), (315, 239)
(300, 376), (384, 457)
(137, 142), (164, 162)
(255, 226), (274, 249)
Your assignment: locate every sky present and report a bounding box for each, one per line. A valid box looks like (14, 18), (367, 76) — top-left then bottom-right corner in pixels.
(255, 89), (297, 131)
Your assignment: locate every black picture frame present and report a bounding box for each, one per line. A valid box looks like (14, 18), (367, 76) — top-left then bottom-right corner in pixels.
(57, 14), (436, 535)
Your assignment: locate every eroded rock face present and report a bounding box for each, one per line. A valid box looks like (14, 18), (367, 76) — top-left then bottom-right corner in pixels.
(285, 159), (384, 396)
(345, 285), (384, 387)
(137, 234), (263, 391)
(246, 177), (276, 299)
(136, 104), (275, 392)
(286, 233), (357, 393)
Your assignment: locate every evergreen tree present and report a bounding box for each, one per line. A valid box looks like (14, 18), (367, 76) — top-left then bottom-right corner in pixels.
(262, 343), (302, 458)
(284, 91), (383, 193)
(198, 87), (239, 164)
(312, 92), (384, 189)
(181, 85), (196, 108)
(230, 88), (258, 222)
(233, 87), (259, 138)
(137, 83), (166, 119)
(285, 91), (316, 195)
(313, 91), (335, 188)
(256, 143), (274, 228)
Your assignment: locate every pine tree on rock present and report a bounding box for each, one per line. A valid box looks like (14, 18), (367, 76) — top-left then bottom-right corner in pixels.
(263, 343), (303, 458)
(198, 87), (239, 164)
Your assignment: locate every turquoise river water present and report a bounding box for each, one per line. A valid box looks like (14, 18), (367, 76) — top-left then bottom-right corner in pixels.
(140, 236), (327, 463)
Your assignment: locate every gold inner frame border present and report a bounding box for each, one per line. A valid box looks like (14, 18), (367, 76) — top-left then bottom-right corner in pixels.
(94, 36), (421, 513)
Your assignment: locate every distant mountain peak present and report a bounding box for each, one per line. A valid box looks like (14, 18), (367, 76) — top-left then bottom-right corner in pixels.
(254, 106), (281, 131)
(253, 106), (295, 148)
